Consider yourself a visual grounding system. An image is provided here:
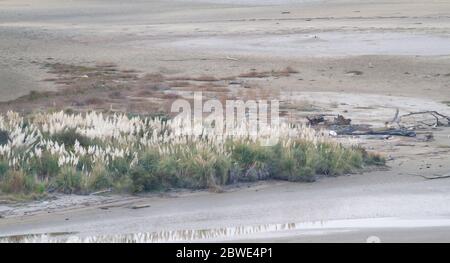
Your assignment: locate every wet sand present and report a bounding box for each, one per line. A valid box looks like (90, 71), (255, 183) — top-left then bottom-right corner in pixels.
(1, 0), (450, 100)
(1, 0), (450, 242)
(1, 144), (450, 242)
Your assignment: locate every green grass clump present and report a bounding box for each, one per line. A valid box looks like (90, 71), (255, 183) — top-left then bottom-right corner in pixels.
(28, 152), (60, 180)
(53, 167), (84, 194)
(0, 139), (386, 196)
(183, 149), (222, 188)
(0, 130), (9, 146)
(0, 170), (40, 194)
(0, 112), (386, 197)
(108, 157), (131, 179)
(0, 161), (8, 180)
(127, 147), (233, 192)
(87, 164), (113, 191)
(129, 151), (161, 192)
(50, 128), (96, 148)
(269, 141), (316, 182)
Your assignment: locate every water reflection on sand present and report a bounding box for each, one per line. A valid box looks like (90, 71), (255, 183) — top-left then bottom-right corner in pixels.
(2, 217), (450, 243)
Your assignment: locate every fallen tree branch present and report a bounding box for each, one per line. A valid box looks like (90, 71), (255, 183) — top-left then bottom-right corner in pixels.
(130, 204), (151, 209)
(390, 108), (400, 127)
(337, 128), (416, 137)
(89, 189), (112, 196)
(306, 114), (348, 126)
(224, 56), (239, 61)
(409, 173), (450, 180)
(308, 110), (449, 138)
(399, 111), (450, 127)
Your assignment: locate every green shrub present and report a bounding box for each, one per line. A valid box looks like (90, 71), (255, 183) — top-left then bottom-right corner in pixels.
(51, 128), (94, 147)
(113, 176), (133, 193)
(28, 153), (60, 180)
(1, 170), (37, 194)
(0, 160), (9, 180)
(87, 164), (112, 191)
(231, 142), (271, 168)
(0, 109), (392, 197)
(137, 150), (160, 173)
(108, 157), (131, 179)
(157, 155), (182, 188)
(34, 183), (46, 194)
(0, 130), (9, 146)
(315, 143), (348, 176)
(0, 129), (386, 196)
(54, 167), (83, 194)
(271, 141), (321, 182)
(130, 150), (161, 192)
(77, 155), (94, 173)
(213, 155), (231, 185)
(182, 150), (219, 188)
(129, 166), (160, 192)
(229, 141), (272, 182)
(347, 149), (364, 169)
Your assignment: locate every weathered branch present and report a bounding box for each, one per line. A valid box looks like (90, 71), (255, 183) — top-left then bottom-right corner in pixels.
(338, 129), (416, 137)
(399, 111), (450, 127)
(409, 173), (450, 180)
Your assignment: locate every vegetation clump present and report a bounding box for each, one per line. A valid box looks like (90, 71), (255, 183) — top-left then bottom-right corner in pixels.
(0, 111), (385, 196)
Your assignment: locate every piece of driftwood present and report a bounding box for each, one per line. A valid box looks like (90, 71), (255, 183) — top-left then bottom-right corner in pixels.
(390, 108), (400, 124)
(306, 115), (325, 125)
(306, 110), (450, 137)
(130, 204), (151, 209)
(306, 114), (350, 126)
(410, 173), (450, 180)
(393, 110), (450, 128)
(89, 189), (112, 196)
(334, 115), (351, 125)
(224, 56), (239, 61)
(336, 128), (416, 137)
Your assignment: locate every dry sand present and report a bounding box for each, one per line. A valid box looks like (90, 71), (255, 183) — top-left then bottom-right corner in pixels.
(1, 0), (450, 242)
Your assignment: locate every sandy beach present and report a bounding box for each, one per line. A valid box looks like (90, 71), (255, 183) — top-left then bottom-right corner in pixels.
(1, 0), (450, 242)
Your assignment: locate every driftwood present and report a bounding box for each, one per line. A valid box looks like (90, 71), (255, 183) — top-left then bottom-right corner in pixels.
(89, 189), (112, 196)
(130, 204), (151, 210)
(337, 129), (416, 137)
(307, 113), (416, 137)
(306, 115), (325, 125)
(306, 114), (350, 126)
(224, 56), (239, 61)
(334, 115), (351, 125)
(308, 109), (450, 138)
(392, 110), (450, 128)
(410, 173), (450, 180)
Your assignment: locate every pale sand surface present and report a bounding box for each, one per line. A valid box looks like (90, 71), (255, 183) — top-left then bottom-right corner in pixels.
(1, 0), (450, 100)
(0, 0), (450, 242)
